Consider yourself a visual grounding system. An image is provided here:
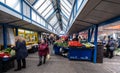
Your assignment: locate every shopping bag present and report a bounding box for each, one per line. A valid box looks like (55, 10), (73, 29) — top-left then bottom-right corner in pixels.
(47, 54), (50, 60)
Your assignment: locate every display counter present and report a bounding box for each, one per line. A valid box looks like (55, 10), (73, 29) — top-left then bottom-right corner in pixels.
(0, 56), (15, 73)
(68, 47), (94, 61)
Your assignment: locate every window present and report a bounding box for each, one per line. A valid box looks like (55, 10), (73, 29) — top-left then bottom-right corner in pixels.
(0, 0), (5, 3)
(32, 10), (37, 21)
(23, 2), (30, 17)
(6, 0), (21, 12)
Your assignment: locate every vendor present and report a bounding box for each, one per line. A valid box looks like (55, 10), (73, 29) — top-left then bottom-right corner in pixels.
(72, 34), (78, 41)
(78, 33), (83, 42)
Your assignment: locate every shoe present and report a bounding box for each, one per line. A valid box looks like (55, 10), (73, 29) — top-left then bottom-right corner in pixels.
(22, 66), (26, 69)
(14, 68), (21, 71)
(37, 63), (42, 66)
(43, 62), (46, 64)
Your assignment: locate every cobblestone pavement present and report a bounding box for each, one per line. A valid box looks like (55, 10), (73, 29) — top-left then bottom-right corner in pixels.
(6, 45), (120, 73)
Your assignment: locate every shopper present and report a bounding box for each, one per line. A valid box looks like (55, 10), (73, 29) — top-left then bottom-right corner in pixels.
(109, 38), (116, 58)
(106, 37), (115, 58)
(38, 39), (49, 66)
(102, 36), (107, 46)
(106, 36), (111, 57)
(14, 36), (28, 71)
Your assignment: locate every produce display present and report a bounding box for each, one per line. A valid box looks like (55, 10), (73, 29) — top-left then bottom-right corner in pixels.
(54, 40), (68, 48)
(82, 43), (95, 48)
(68, 41), (83, 47)
(0, 48), (15, 58)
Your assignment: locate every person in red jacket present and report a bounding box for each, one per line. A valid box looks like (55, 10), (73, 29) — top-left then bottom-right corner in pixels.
(38, 39), (49, 66)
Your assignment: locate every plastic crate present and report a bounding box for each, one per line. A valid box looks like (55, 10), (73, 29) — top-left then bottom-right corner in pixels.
(53, 45), (61, 55)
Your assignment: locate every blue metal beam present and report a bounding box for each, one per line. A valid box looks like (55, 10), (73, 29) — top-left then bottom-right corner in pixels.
(93, 25), (98, 63)
(3, 24), (7, 49)
(66, 0), (85, 33)
(0, 2), (21, 15)
(79, 16), (120, 33)
(21, 0), (23, 20)
(15, 28), (18, 36)
(66, 0), (76, 30)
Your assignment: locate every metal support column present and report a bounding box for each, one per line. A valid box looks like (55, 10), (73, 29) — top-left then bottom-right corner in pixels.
(15, 28), (18, 36)
(21, 0), (23, 20)
(3, 25), (7, 49)
(93, 25), (98, 63)
(88, 29), (91, 42)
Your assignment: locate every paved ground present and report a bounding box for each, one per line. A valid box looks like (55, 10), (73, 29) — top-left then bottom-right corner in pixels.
(6, 45), (120, 73)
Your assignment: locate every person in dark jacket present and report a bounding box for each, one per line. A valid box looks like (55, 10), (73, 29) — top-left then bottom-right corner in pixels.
(72, 34), (78, 41)
(38, 39), (49, 66)
(14, 36), (28, 71)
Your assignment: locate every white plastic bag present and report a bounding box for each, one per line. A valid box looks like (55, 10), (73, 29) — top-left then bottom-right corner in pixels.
(47, 54), (50, 60)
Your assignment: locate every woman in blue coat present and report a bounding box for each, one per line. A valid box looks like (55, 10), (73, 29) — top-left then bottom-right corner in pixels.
(14, 36), (28, 71)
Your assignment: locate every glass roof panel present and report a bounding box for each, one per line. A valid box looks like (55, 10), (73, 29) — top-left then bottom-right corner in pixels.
(33, 0), (56, 20)
(61, 5), (70, 16)
(33, 0), (45, 9)
(44, 9), (54, 19)
(77, 0), (83, 10)
(61, 9), (69, 18)
(41, 4), (53, 17)
(61, 0), (71, 12)
(54, 22), (59, 29)
(48, 25), (52, 30)
(49, 15), (58, 26)
(37, 0), (51, 14)
(60, 12), (68, 21)
(62, 17), (67, 25)
(62, 0), (72, 9)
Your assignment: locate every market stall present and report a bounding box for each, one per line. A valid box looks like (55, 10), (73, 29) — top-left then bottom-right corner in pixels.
(53, 37), (96, 61)
(0, 48), (16, 72)
(18, 29), (38, 53)
(68, 41), (95, 61)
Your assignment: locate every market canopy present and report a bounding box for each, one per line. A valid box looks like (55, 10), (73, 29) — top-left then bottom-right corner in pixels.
(67, 0), (120, 34)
